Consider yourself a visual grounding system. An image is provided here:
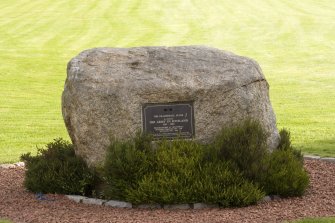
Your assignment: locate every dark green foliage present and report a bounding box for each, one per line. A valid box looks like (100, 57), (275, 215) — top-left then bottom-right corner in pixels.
(213, 119), (269, 181)
(271, 127), (308, 197)
(125, 139), (206, 204)
(211, 122), (309, 198)
(251, 128), (308, 197)
(261, 149), (309, 197)
(126, 170), (192, 204)
(277, 128), (304, 163)
(126, 160), (264, 207)
(23, 120), (309, 207)
(191, 161), (264, 207)
(102, 122), (310, 206)
(277, 128), (292, 150)
(20, 138), (95, 195)
(103, 133), (153, 200)
(134, 131), (154, 152)
(104, 135), (263, 206)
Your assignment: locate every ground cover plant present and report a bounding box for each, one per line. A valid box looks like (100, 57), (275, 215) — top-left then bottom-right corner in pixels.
(22, 120), (309, 208)
(0, 0), (334, 163)
(20, 138), (96, 195)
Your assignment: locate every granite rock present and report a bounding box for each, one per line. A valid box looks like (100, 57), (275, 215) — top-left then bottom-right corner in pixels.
(62, 46), (280, 166)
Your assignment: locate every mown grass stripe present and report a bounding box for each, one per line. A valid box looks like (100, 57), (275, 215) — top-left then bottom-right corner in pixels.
(0, 0), (334, 163)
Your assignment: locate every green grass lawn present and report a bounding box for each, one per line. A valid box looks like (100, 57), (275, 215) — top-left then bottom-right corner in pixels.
(0, 0), (334, 163)
(290, 217), (335, 223)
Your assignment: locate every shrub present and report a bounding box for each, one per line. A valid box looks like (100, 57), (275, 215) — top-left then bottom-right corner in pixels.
(261, 149), (309, 197)
(103, 123), (310, 205)
(106, 136), (263, 206)
(277, 128), (304, 164)
(125, 139), (205, 204)
(103, 133), (154, 200)
(126, 170), (192, 205)
(277, 128), (292, 150)
(126, 161), (264, 207)
(24, 120), (309, 207)
(20, 138), (96, 195)
(213, 119), (269, 182)
(257, 128), (308, 197)
(212, 121), (309, 198)
(191, 161), (264, 207)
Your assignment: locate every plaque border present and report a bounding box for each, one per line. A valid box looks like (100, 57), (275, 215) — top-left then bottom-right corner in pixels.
(142, 101), (195, 139)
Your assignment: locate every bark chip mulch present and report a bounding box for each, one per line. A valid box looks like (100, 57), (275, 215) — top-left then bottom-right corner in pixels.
(0, 159), (334, 223)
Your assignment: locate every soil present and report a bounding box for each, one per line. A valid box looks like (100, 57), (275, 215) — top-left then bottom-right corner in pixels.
(0, 159), (334, 223)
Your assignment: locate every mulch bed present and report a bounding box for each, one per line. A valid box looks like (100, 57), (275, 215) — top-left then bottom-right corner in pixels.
(1, 159), (334, 223)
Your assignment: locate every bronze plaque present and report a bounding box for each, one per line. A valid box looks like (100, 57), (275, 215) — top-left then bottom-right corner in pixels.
(142, 102), (195, 139)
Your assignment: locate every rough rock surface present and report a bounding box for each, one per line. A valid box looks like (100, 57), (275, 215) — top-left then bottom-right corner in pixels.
(62, 46), (279, 166)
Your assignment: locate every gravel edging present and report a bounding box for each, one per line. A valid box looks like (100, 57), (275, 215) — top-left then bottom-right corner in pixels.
(1, 157), (335, 223)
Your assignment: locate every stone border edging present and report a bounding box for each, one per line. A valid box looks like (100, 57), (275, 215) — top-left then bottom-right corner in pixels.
(0, 162), (25, 169)
(65, 194), (284, 210)
(65, 195), (281, 210)
(303, 155), (335, 163)
(65, 195), (220, 209)
(65, 195), (222, 209)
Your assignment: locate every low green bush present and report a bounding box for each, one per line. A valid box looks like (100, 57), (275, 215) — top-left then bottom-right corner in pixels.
(104, 135), (264, 206)
(101, 121), (310, 206)
(21, 138), (96, 195)
(103, 133), (154, 200)
(191, 161), (264, 207)
(213, 119), (269, 182)
(126, 160), (263, 207)
(211, 121), (309, 197)
(277, 128), (304, 163)
(125, 139), (206, 204)
(22, 120), (309, 207)
(261, 149), (309, 197)
(277, 128), (292, 150)
(254, 128), (309, 197)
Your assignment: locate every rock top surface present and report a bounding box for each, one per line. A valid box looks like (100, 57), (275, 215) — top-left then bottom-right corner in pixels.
(62, 46), (279, 166)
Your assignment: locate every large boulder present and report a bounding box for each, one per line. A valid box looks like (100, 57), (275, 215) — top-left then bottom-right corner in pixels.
(62, 46), (280, 166)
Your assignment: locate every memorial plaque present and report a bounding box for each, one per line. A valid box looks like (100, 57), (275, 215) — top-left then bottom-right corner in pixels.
(142, 102), (195, 139)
